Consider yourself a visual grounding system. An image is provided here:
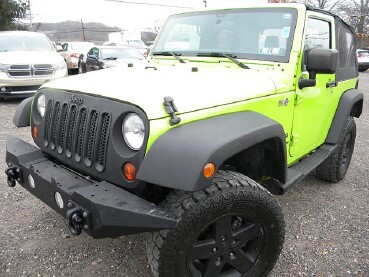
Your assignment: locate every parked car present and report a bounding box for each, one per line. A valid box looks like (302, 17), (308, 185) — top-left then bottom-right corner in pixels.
(357, 49), (369, 72)
(103, 40), (148, 57)
(58, 41), (94, 73)
(0, 31), (67, 99)
(78, 45), (146, 73)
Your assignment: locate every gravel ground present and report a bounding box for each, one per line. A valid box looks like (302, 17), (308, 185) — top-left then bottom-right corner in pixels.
(0, 74), (368, 277)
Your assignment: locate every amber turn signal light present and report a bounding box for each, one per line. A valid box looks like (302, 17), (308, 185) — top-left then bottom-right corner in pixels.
(203, 163), (216, 179)
(32, 126), (38, 140)
(123, 162), (136, 181)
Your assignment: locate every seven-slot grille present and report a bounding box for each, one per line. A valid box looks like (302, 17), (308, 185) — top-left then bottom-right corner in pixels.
(43, 99), (111, 172)
(7, 64), (54, 77)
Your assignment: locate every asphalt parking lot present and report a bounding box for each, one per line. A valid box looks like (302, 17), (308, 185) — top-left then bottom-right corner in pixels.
(0, 75), (368, 277)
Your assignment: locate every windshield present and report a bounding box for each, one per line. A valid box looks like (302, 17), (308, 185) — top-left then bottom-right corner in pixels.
(0, 36), (54, 52)
(153, 8), (297, 62)
(101, 48), (145, 60)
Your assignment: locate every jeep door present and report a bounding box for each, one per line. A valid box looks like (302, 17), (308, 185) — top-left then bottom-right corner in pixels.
(290, 13), (337, 158)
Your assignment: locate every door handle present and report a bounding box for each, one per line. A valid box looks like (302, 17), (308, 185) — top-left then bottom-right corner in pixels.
(326, 81), (338, 88)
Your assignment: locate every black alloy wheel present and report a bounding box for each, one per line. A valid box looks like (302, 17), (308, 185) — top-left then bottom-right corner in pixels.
(187, 213), (264, 277)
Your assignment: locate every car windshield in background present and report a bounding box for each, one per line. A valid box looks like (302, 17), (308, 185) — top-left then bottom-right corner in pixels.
(0, 36), (53, 52)
(70, 42), (94, 51)
(101, 48), (145, 60)
(357, 50), (369, 57)
(153, 8), (297, 62)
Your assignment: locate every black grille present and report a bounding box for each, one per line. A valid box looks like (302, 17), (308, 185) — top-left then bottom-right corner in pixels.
(43, 101), (111, 172)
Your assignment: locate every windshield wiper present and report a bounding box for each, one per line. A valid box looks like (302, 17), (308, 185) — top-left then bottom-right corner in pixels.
(197, 52), (249, 69)
(152, 51), (186, 63)
(103, 57), (117, 60)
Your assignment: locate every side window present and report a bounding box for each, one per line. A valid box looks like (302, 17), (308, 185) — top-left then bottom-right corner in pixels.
(303, 17), (331, 70)
(92, 48), (99, 58)
(305, 18), (331, 50)
(62, 43), (68, 51)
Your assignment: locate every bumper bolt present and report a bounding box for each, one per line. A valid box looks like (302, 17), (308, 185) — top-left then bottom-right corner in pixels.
(83, 212), (88, 218)
(211, 247), (218, 254)
(83, 225), (88, 230)
(216, 256), (222, 261)
(221, 235), (227, 242)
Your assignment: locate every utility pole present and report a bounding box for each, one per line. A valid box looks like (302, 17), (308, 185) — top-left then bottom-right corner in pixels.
(81, 19), (86, 41)
(28, 0), (33, 31)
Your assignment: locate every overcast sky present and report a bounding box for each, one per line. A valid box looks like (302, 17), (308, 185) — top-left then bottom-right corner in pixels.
(30, 0), (267, 30)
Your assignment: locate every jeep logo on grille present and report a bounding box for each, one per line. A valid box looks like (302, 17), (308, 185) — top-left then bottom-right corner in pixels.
(71, 94), (83, 105)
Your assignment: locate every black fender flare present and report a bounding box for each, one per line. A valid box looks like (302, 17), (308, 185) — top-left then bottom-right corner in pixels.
(326, 89), (363, 144)
(137, 111), (287, 192)
(13, 97), (32, 127)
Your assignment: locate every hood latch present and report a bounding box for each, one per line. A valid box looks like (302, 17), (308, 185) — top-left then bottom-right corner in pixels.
(163, 96), (181, 126)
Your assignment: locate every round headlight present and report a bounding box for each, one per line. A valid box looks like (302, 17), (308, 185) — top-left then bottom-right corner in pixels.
(37, 94), (46, 118)
(122, 113), (145, 150)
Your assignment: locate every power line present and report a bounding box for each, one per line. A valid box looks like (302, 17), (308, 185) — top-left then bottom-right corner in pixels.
(105, 0), (195, 9)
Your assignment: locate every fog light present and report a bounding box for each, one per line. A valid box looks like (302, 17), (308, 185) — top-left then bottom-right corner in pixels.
(54, 192), (64, 209)
(28, 174), (35, 188)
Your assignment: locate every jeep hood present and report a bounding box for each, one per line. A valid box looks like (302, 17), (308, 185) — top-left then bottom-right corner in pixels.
(43, 65), (280, 120)
(0, 51), (64, 64)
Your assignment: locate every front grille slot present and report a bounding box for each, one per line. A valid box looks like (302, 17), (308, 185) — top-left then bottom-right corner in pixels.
(44, 100), (54, 147)
(96, 112), (111, 172)
(57, 103), (69, 154)
(40, 94), (117, 174)
(66, 105), (78, 158)
(50, 101), (61, 150)
(75, 108), (88, 162)
(85, 110), (99, 167)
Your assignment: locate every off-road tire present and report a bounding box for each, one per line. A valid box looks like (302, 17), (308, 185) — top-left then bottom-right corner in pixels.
(316, 117), (356, 182)
(146, 170), (285, 277)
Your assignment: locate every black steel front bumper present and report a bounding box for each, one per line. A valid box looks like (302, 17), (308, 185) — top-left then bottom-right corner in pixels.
(5, 136), (179, 239)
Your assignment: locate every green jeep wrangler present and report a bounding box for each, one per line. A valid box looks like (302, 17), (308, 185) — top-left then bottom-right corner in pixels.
(6, 4), (363, 277)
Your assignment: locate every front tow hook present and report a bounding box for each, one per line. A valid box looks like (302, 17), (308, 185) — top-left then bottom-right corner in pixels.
(5, 166), (21, 187)
(67, 209), (84, 236)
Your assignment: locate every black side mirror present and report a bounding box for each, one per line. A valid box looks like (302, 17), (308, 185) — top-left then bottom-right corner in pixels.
(306, 48), (338, 73)
(299, 48), (338, 89)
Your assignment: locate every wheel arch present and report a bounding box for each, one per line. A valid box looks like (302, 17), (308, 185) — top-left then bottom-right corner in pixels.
(137, 111), (287, 192)
(326, 89), (363, 144)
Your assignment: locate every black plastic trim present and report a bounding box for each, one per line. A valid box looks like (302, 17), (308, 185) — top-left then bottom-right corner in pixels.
(13, 97), (32, 127)
(326, 89), (363, 144)
(137, 111), (287, 191)
(6, 136), (179, 238)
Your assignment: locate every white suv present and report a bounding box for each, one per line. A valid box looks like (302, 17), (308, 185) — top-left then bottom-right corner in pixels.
(0, 31), (67, 99)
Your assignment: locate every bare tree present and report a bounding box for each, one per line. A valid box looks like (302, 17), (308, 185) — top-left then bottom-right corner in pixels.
(339, 0), (369, 33)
